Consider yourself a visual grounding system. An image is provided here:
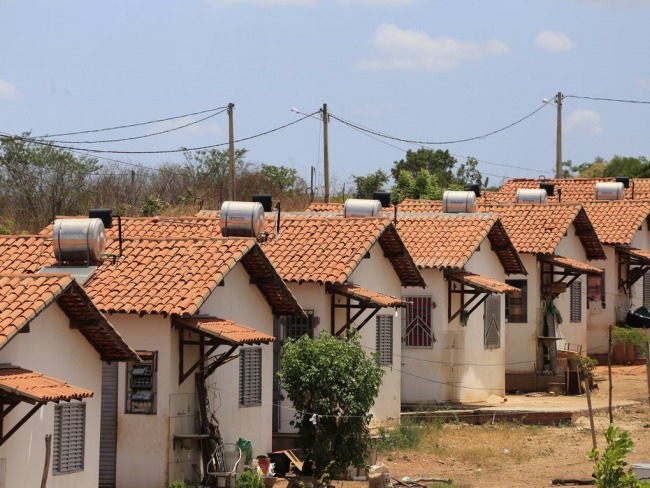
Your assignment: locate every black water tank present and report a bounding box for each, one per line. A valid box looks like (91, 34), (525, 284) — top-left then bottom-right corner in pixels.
(252, 194), (273, 212)
(89, 208), (113, 229)
(372, 192), (391, 207)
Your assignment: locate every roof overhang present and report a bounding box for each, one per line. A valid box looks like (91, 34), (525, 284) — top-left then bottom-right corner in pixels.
(445, 271), (519, 323)
(173, 317), (275, 383)
(326, 283), (407, 336)
(616, 246), (650, 292)
(487, 220), (527, 275)
(538, 254), (603, 299)
(377, 225), (426, 288)
(0, 366), (92, 446)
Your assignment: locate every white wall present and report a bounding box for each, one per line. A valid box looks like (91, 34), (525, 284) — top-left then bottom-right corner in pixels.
(401, 235), (510, 404)
(201, 262), (277, 459)
(0, 304), (103, 488)
(504, 254), (540, 374)
(276, 241), (406, 433)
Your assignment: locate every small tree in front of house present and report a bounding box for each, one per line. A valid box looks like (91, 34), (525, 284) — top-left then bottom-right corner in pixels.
(277, 329), (384, 480)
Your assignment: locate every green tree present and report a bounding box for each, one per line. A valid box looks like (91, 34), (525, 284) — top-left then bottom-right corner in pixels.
(260, 164), (299, 193)
(391, 149), (456, 186)
(391, 169), (462, 202)
(604, 155), (650, 178)
(588, 424), (644, 487)
(183, 147), (248, 205)
(353, 169), (389, 199)
(0, 133), (100, 231)
(277, 330), (384, 479)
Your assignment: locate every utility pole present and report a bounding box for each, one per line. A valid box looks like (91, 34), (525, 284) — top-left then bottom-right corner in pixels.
(228, 103), (236, 201)
(555, 91), (563, 179)
(322, 103), (330, 203)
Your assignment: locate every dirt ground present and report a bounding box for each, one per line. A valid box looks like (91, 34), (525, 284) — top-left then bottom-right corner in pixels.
(373, 364), (650, 488)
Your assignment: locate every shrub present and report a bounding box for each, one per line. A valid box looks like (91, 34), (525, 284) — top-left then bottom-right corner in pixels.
(235, 470), (264, 488)
(588, 424), (643, 488)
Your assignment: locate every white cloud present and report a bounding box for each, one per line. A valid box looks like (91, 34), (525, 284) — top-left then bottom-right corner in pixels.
(0, 78), (19, 100)
(337, 0), (417, 5)
(148, 116), (223, 137)
(635, 78), (650, 88)
(206, 0), (314, 7)
(565, 109), (603, 135)
(565, 0), (650, 7)
(535, 31), (575, 52)
(357, 24), (509, 73)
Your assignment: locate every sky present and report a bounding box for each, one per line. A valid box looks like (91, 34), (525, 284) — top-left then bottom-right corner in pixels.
(1, 0), (649, 195)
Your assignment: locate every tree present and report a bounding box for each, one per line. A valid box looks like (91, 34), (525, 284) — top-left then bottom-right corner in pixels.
(353, 169), (389, 199)
(277, 330), (384, 479)
(391, 149), (456, 186)
(604, 155), (650, 178)
(391, 169), (462, 202)
(260, 164), (299, 193)
(0, 133), (100, 232)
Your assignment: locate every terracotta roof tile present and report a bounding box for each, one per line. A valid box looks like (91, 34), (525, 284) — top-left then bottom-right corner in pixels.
(0, 273), (137, 362)
(394, 213), (525, 274)
(174, 317), (275, 345)
(0, 366), (93, 402)
(260, 215), (424, 287)
(496, 177), (650, 203)
(583, 201), (650, 245)
(446, 271), (520, 294)
(327, 284), (407, 307)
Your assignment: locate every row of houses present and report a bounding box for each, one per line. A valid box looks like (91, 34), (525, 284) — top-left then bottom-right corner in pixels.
(0, 176), (648, 487)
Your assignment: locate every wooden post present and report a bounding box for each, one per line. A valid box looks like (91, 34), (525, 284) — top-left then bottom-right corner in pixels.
(41, 434), (51, 488)
(646, 341), (649, 406)
(584, 371), (597, 450)
(608, 325), (613, 424)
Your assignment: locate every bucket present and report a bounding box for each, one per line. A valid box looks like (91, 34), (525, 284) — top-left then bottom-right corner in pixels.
(631, 463), (650, 481)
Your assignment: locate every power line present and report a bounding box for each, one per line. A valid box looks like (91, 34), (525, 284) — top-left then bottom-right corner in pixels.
(328, 103), (549, 146)
(565, 95), (650, 105)
(30, 106), (229, 138)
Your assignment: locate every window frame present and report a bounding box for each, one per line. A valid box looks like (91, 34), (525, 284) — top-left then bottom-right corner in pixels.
(484, 294), (501, 349)
(239, 347), (262, 407)
(402, 296), (434, 348)
(126, 350), (158, 415)
(570, 280), (582, 323)
(587, 273), (606, 309)
(53, 402), (86, 475)
(376, 314), (393, 366)
(505, 279), (527, 323)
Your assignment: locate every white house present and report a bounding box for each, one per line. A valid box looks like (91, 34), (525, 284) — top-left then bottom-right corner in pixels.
(0, 216), (303, 488)
(0, 272), (136, 488)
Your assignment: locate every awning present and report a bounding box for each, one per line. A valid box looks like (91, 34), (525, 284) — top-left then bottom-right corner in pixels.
(617, 247), (650, 292)
(445, 272), (519, 323)
(173, 317), (274, 383)
(326, 284), (407, 336)
(0, 366), (93, 446)
(538, 254), (604, 274)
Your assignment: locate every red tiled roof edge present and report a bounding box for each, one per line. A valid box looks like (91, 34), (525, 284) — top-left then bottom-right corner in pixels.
(487, 219), (527, 275)
(377, 223), (426, 288)
(573, 207), (607, 260)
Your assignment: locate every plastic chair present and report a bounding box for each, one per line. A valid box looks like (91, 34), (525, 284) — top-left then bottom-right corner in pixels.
(206, 443), (242, 488)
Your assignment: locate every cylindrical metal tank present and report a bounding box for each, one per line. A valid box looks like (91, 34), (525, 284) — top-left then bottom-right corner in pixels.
(595, 181), (625, 200)
(52, 218), (106, 263)
(220, 201), (265, 237)
(515, 188), (548, 203)
(442, 191), (477, 213)
(343, 199), (383, 217)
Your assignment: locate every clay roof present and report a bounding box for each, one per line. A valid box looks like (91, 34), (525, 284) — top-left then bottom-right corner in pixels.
(0, 366), (93, 403)
(496, 177), (650, 203)
(260, 215), (425, 287)
(538, 255), (604, 274)
(394, 213), (525, 274)
(0, 234), (302, 318)
(583, 201), (650, 246)
(173, 317), (275, 345)
(445, 271), (520, 294)
(482, 203), (605, 259)
(0, 274), (137, 362)
(83, 237), (301, 317)
(327, 284), (408, 307)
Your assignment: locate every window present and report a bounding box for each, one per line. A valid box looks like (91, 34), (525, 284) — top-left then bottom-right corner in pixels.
(126, 351), (157, 414)
(570, 280), (582, 322)
(239, 348), (262, 407)
(402, 296), (434, 347)
(284, 310), (315, 340)
(505, 280), (527, 322)
(376, 315), (393, 366)
(484, 295), (501, 349)
(53, 403), (85, 475)
(587, 273), (606, 309)
(644, 272), (650, 307)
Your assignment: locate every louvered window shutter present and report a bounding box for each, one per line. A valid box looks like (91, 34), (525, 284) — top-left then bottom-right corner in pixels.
(53, 403), (86, 474)
(376, 315), (393, 366)
(570, 281), (582, 323)
(239, 348), (262, 406)
(484, 295), (501, 349)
